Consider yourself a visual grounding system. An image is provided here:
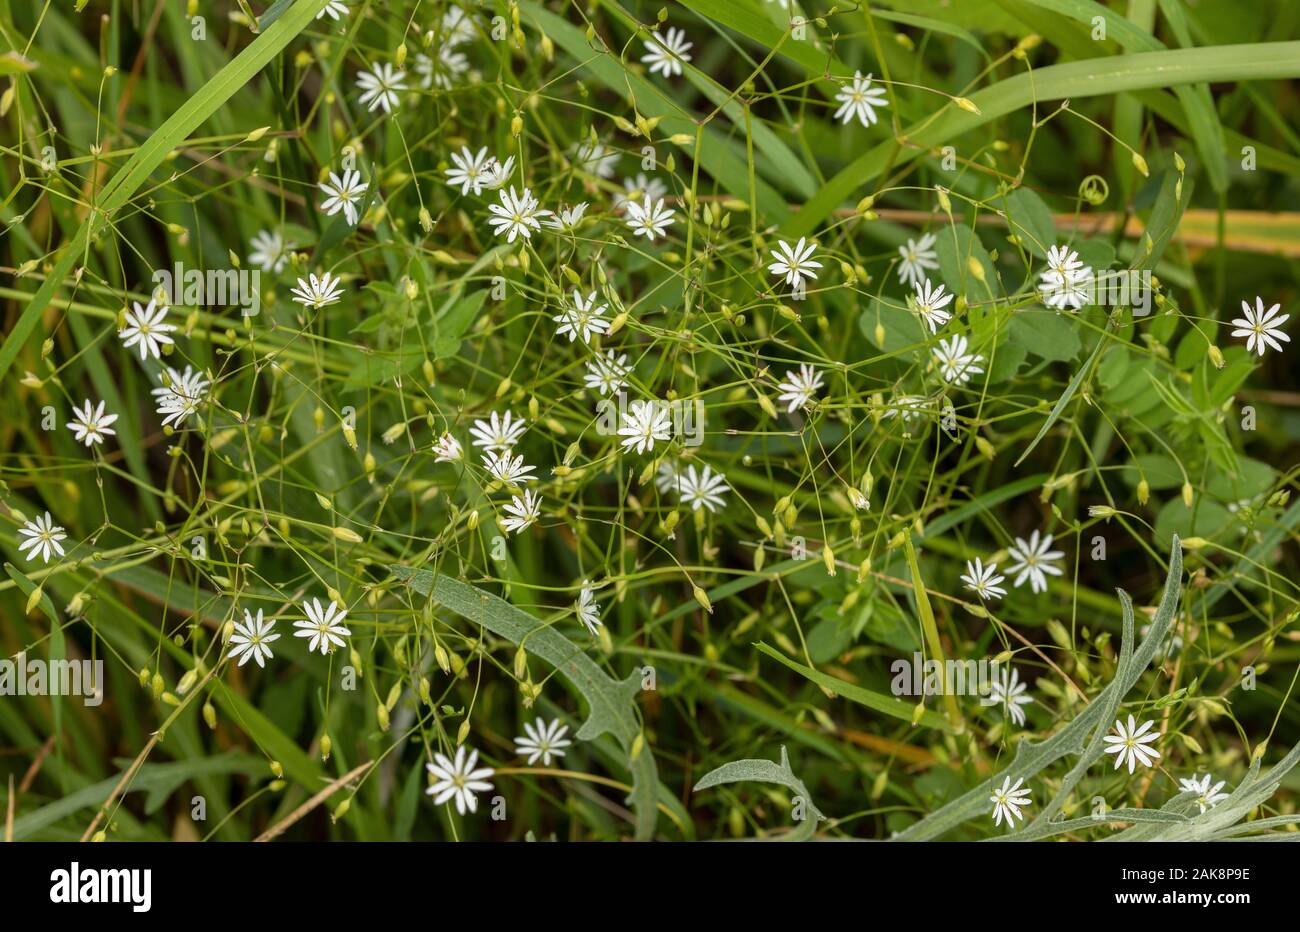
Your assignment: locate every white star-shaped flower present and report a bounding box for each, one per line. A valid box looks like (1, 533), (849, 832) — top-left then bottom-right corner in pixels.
(293, 598), (351, 655)
(833, 71), (889, 127)
(775, 363), (824, 412)
(1230, 297), (1289, 356)
(625, 195), (676, 241)
(767, 237), (822, 292)
(318, 168), (368, 226)
(228, 608), (280, 668)
(677, 464), (729, 513)
(290, 271), (345, 309)
(1178, 773), (1230, 813)
(248, 229), (294, 272)
(118, 298), (177, 361)
(469, 410), (526, 451)
(356, 63), (407, 113)
(501, 488), (541, 535)
(1006, 530), (1064, 594)
(17, 511), (67, 564)
(425, 746), (495, 815)
(576, 582), (602, 635)
(66, 399), (119, 447)
(1038, 244), (1093, 311)
(618, 399), (672, 454)
(1102, 715), (1161, 773)
(912, 277), (954, 333)
(641, 26), (693, 77)
(897, 232), (939, 287)
(514, 717), (572, 766)
(933, 334), (984, 385)
(553, 290), (610, 344)
(583, 350), (630, 395)
(152, 365), (209, 428)
(990, 776), (1031, 828)
(487, 186), (550, 243)
(433, 432), (464, 462)
(961, 557), (1005, 600)
(982, 666), (1032, 726)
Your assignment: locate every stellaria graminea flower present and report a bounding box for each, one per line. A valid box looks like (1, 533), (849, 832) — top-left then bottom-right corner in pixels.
(912, 277), (954, 333)
(414, 44), (469, 90)
(553, 290), (610, 344)
(481, 449), (536, 486)
(118, 298), (176, 361)
(572, 139), (619, 179)
(426, 746), (494, 814)
(153, 365), (209, 428)
(677, 464), (729, 513)
(990, 776), (1031, 827)
(433, 432), (464, 462)
(469, 410), (526, 451)
(775, 363), (824, 412)
(625, 195), (676, 242)
(767, 237), (822, 292)
(248, 230), (294, 273)
(228, 608), (280, 668)
(318, 168), (367, 226)
(1038, 244), (1092, 311)
(487, 186), (549, 242)
(576, 582), (602, 635)
(961, 557), (1006, 600)
(641, 26), (693, 77)
(1006, 530), (1064, 594)
(1178, 773), (1230, 813)
(317, 0), (348, 20)
(290, 271), (345, 309)
(982, 666), (1032, 726)
(444, 146), (505, 197)
(514, 717), (572, 766)
(618, 399), (672, 454)
(897, 232), (939, 287)
(833, 71), (888, 127)
(615, 173), (667, 209)
(933, 334), (984, 385)
(543, 202), (589, 232)
(1231, 297), (1289, 356)
(583, 350), (631, 395)
(501, 488), (541, 534)
(1102, 715), (1161, 773)
(17, 511), (66, 564)
(66, 400), (118, 447)
(293, 598), (350, 655)
(356, 63), (407, 113)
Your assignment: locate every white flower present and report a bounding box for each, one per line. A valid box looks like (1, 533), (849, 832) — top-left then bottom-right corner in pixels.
(248, 230), (294, 272)
(228, 608), (279, 668)
(576, 582), (602, 635)
(553, 290), (610, 344)
(982, 666), (1032, 726)
(66, 399), (118, 447)
(118, 298), (177, 361)
(961, 557), (1006, 600)
(318, 168), (368, 226)
(1178, 773), (1230, 814)
(514, 717), (572, 766)
(487, 186), (549, 243)
(767, 237), (822, 292)
(883, 394), (929, 422)
(615, 173), (667, 209)
(912, 277), (954, 333)
(833, 71), (889, 127)
(989, 776), (1031, 828)
(444, 146), (508, 197)
(356, 63), (407, 113)
(625, 195), (676, 241)
(481, 154), (515, 190)
(641, 26), (693, 77)
(17, 512), (66, 564)
(583, 350), (631, 395)
(775, 363), (824, 412)
(572, 139), (619, 179)
(1038, 244), (1093, 311)
(414, 45), (469, 90)
(152, 365), (209, 428)
(433, 432), (464, 462)
(933, 334), (984, 385)
(481, 449), (535, 486)
(543, 202), (589, 231)
(1231, 297), (1289, 356)
(1006, 530), (1064, 594)
(618, 399), (672, 454)
(1102, 715), (1161, 774)
(469, 410), (526, 451)
(293, 598), (351, 655)
(425, 746), (494, 815)
(897, 232), (939, 288)
(501, 489), (541, 535)
(290, 271), (345, 309)
(677, 464), (728, 513)
(317, 1), (348, 20)
(440, 4), (478, 45)
(654, 462), (680, 495)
